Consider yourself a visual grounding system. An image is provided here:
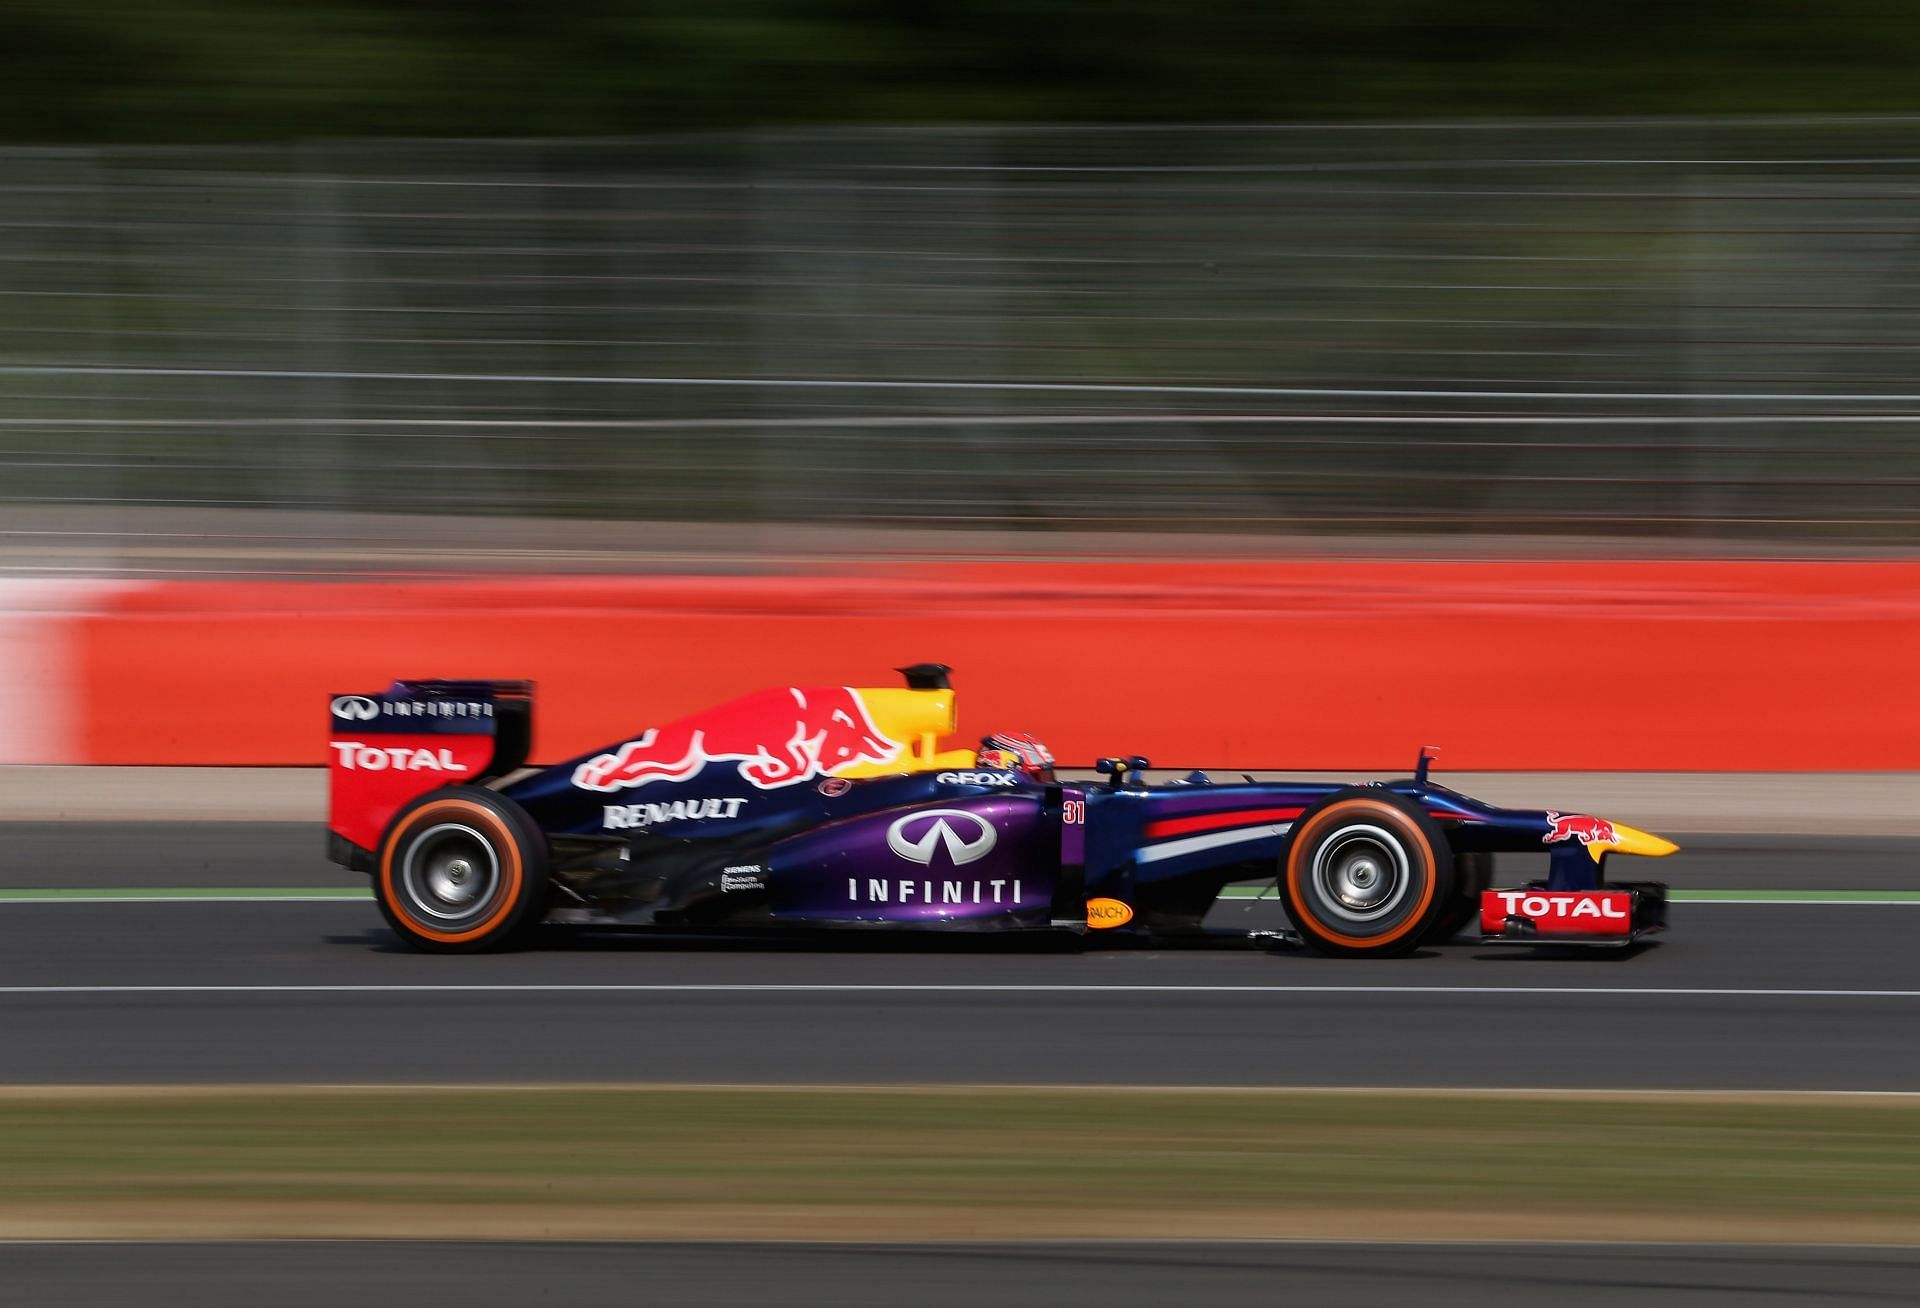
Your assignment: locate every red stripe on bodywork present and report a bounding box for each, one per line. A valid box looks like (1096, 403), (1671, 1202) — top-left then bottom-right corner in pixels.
(1144, 807), (1304, 840)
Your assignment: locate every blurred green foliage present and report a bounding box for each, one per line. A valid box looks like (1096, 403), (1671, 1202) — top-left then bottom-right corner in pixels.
(5, 0), (1920, 144)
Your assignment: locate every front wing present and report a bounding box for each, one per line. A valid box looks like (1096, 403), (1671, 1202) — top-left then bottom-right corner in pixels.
(1477, 882), (1668, 948)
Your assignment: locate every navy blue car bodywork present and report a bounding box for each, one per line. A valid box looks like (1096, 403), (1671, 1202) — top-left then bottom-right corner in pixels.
(507, 761), (1643, 933)
(328, 669), (1675, 955)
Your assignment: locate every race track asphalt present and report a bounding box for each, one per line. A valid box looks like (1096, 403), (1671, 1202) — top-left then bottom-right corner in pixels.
(4, 825), (1918, 1298)
(0, 877), (1917, 1087)
(6, 1241), (1918, 1308)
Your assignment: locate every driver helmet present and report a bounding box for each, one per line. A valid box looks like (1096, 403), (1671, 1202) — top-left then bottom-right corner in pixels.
(978, 730), (1056, 782)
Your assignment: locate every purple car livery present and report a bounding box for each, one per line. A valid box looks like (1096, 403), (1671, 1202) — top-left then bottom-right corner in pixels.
(326, 664), (1678, 956)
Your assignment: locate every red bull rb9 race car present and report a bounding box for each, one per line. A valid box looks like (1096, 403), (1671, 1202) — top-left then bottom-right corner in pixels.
(326, 665), (1678, 956)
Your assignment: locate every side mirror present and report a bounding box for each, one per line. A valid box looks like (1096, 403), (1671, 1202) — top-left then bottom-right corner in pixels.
(1415, 745), (1440, 786)
(1098, 757), (1154, 789)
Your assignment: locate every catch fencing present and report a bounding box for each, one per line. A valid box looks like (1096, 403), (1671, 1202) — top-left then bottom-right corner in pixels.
(2, 119), (1920, 545)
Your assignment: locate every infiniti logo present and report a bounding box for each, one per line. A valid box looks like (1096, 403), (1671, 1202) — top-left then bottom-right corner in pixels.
(331, 695), (380, 721)
(886, 809), (997, 867)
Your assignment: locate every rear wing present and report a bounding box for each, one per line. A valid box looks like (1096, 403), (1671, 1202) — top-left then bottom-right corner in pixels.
(326, 679), (533, 870)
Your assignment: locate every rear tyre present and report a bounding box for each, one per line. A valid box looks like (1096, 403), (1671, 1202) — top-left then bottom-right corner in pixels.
(1281, 791), (1454, 958)
(375, 786), (549, 953)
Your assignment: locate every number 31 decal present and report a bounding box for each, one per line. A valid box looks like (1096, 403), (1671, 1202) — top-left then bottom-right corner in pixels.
(1062, 800), (1085, 825)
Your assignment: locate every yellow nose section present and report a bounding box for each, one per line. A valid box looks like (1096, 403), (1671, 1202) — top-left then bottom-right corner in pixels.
(1588, 821), (1680, 862)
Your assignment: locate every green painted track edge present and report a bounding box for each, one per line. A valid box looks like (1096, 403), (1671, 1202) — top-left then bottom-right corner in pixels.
(0, 886), (1915, 904)
(1214, 886), (1920, 904)
(0, 887), (363, 901)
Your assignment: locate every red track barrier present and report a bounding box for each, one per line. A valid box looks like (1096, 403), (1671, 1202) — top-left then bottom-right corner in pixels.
(67, 561), (1920, 770)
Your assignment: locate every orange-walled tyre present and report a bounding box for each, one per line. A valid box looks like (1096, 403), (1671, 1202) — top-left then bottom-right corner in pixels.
(374, 786), (549, 954)
(1281, 790), (1454, 958)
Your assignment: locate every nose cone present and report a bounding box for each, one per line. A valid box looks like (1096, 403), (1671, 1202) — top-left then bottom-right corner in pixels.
(1589, 821), (1680, 862)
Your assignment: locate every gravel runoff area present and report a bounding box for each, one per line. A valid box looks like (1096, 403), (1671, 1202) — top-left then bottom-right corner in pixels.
(3, 766), (1915, 834)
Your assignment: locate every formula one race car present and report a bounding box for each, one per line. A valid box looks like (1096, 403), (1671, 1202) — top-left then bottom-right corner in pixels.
(326, 665), (1677, 956)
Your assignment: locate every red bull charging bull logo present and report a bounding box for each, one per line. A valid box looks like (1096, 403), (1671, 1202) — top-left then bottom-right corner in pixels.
(572, 686), (903, 793)
(1543, 811), (1618, 846)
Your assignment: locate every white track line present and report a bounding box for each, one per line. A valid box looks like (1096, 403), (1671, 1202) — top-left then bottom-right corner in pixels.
(11, 365), (1920, 404)
(9, 413), (1920, 428)
(1, 983), (1919, 999)
(1, 1236), (1919, 1250)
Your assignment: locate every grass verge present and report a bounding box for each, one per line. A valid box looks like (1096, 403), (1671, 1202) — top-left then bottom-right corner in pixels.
(2, 1086), (1919, 1241)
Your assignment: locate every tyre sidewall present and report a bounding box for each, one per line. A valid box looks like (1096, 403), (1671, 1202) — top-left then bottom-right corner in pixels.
(1281, 789), (1453, 957)
(375, 786), (548, 953)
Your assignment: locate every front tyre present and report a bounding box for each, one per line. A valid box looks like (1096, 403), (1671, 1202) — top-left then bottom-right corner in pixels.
(1281, 791), (1454, 958)
(375, 786), (549, 953)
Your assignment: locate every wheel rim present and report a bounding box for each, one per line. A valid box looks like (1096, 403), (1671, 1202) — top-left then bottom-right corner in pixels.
(1310, 825), (1411, 924)
(400, 823), (501, 924)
